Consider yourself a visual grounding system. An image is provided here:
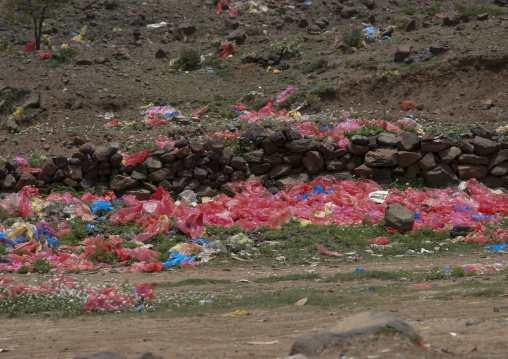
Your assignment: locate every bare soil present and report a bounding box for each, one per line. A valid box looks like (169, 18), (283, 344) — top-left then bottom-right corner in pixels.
(3, 253), (508, 359)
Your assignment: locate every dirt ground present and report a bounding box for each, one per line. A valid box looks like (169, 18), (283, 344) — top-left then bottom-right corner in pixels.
(2, 253), (508, 359)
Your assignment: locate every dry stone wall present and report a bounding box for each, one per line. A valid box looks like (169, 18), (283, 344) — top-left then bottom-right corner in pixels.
(1, 127), (508, 199)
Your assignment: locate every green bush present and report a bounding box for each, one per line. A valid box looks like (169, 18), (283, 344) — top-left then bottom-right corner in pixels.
(270, 36), (301, 59)
(403, 6), (416, 15)
(178, 49), (202, 71)
(455, 5), (507, 17)
(53, 46), (78, 64)
(341, 29), (363, 49)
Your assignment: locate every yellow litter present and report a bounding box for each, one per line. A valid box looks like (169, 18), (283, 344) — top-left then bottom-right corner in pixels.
(222, 310), (250, 316)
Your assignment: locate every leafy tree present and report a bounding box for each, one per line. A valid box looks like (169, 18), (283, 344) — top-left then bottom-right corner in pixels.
(4, 0), (72, 50)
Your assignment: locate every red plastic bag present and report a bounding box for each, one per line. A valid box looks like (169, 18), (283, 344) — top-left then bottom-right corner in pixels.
(39, 51), (51, 60)
(57, 222), (72, 236)
(401, 101), (419, 111)
(135, 282), (158, 298)
(366, 237), (391, 245)
(104, 118), (119, 127)
(124, 149), (152, 166)
(315, 243), (344, 257)
(176, 209), (204, 239)
(23, 42), (36, 52)
(464, 236), (490, 243)
(409, 283), (432, 290)
(228, 10), (238, 17)
(216, 0), (228, 13)
(192, 106), (210, 117)
(218, 42), (236, 58)
(181, 261), (202, 268)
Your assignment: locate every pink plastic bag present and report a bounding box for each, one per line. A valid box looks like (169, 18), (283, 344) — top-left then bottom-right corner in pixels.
(176, 209), (204, 239)
(23, 42), (36, 52)
(366, 237), (390, 245)
(192, 106), (210, 117)
(276, 86), (298, 103)
(17, 189), (34, 218)
(13, 157), (29, 168)
(74, 202), (96, 221)
(57, 222), (73, 236)
(409, 283), (432, 290)
(401, 101), (419, 111)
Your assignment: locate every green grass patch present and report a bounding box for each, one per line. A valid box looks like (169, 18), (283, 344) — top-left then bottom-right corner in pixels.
(455, 5), (507, 17)
(158, 278), (233, 288)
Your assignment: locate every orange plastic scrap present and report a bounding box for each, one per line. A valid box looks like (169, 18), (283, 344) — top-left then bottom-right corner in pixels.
(192, 106), (210, 117)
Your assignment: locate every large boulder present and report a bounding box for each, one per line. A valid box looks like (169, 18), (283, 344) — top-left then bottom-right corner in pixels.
(384, 203), (415, 232)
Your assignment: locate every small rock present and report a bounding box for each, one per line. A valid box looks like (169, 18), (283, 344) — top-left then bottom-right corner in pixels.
(394, 44), (411, 62)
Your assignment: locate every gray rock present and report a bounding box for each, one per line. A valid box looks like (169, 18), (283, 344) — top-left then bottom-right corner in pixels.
(364, 147), (398, 167)
(155, 48), (167, 58)
(302, 151), (324, 175)
(422, 163), (458, 187)
(291, 311), (418, 357)
(398, 151), (422, 167)
(275, 173), (310, 188)
(250, 163), (271, 175)
(80, 143), (95, 155)
(429, 45), (447, 55)
(174, 147), (191, 159)
(377, 133), (400, 147)
(135, 353), (165, 359)
(263, 155), (283, 166)
(205, 141), (224, 153)
(418, 153), (436, 170)
(442, 12), (460, 26)
(145, 157), (163, 172)
(489, 150), (508, 169)
(396, 17), (416, 32)
(398, 132), (420, 151)
(394, 44), (411, 62)
(473, 136), (500, 155)
(270, 164), (292, 178)
(458, 164), (488, 179)
(245, 149), (264, 163)
(218, 147), (234, 165)
(14, 173), (37, 191)
(421, 140), (451, 152)
(354, 164), (379, 177)
(340, 6), (357, 19)
(351, 135), (369, 145)
(76, 58), (93, 66)
(114, 48), (131, 60)
(22, 89), (41, 108)
(67, 165), (83, 181)
(41, 159), (57, 176)
(385, 203), (415, 232)
(189, 142), (205, 157)
(318, 137), (336, 154)
(439, 146), (461, 163)
(148, 168), (173, 183)
(231, 157), (248, 171)
(490, 163), (508, 177)
(457, 139), (474, 154)
(228, 28), (246, 44)
(471, 126), (494, 139)
(347, 143), (369, 156)
(286, 139), (319, 153)
(6, 118), (20, 133)
(110, 175), (138, 192)
(178, 23), (196, 35)
(0, 174), (16, 189)
(0, 165), (6, 180)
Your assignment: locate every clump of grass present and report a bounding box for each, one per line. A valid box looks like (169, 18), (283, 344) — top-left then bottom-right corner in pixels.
(177, 49), (202, 71)
(270, 36), (301, 59)
(423, 4), (442, 17)
(455, 5), (507, 17)
(53, 46), (78, 64)
(341, 29), (363, 49)
(403, 6), (416, 16)
(301, 59), (329, 74)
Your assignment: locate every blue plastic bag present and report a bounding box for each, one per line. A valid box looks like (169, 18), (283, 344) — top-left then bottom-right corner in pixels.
(163, 252), (196, 269)
(91, 201), (114, 214)
(485, 243), (507, 251)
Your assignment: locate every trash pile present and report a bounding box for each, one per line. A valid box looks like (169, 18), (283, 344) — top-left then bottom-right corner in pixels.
(0, 177), (507, 273)
(0, 274), (157, 313)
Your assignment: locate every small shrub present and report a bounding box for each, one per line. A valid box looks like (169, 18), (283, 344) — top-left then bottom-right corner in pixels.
(53, 46), (78, 64)
(456, 5), (507, 17)
(301, 59), (329, 74)
(403, 6), (416, 16)
(270, 36), (301, 59)
(313, 83), (336, 99)
(33, 258), (54, 273)
(423, 5), (442, 17)
(178, 49), (202, 71)
(341, 29), (363, 49)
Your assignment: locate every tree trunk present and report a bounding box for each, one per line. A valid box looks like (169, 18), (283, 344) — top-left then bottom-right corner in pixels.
(33, 17), (40, 50)
(35, 7), (46, 51)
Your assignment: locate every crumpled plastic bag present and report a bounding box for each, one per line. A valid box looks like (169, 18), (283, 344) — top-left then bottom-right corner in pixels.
(74, 202), (97, 221)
